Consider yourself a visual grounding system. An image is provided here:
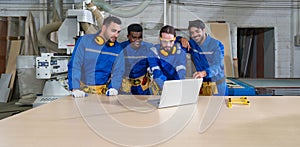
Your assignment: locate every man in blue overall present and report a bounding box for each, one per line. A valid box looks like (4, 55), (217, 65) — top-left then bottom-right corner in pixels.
(68, 16), (125, 98)
(120, 23), (155, 95)
(148, 25), (187, 95)
(188, 19), (228, 96)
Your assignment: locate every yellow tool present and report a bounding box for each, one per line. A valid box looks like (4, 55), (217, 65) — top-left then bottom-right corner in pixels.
(227, 96), (250, 108)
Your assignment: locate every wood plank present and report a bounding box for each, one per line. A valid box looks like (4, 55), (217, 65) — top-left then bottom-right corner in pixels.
(5, 40), (22, 102)
(208, 23), (234, 77)
(0, 74), (12, 102)
(21, 12), (39, 55)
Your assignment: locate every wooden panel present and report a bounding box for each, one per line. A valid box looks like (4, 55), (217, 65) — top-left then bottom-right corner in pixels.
(208, 23), (234, 77)
(5, 40), (22, 102)
(0, 74), (12, 102)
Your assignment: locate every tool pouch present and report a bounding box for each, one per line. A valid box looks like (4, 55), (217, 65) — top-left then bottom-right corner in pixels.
(200, 82), (218, 96)
(140, 74), (151, 91)
(121, 78), (132, 93)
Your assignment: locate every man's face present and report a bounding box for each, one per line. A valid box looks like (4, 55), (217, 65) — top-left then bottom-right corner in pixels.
(104, 22), (121, 42)
(128, 31), (143, 49)
(189, 27), (205, 44)
(160, 33), (175, 51)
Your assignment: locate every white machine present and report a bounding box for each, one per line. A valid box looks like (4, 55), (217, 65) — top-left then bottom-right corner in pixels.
(33, 1), (99, 107)
(33, 53), (71, 107)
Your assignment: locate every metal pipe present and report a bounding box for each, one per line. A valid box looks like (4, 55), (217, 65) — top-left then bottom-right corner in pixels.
(93, 0), (152, 18)
(37, 21), (65, 53)
(297, 0), (300, 34)
(53, 0), (63, 20)
(164, 0), (166, 25)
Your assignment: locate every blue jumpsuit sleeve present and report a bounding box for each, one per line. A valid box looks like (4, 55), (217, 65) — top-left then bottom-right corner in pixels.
(147, 47), (166, 89)
(175, 43), (187, 79)
(68, 37), (84, 90)
(109, 49), (125, 90)
(205, 41), (224, 78)
(176, 49), (187, 79)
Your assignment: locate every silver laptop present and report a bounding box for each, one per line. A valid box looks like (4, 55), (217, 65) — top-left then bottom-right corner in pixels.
(148, 78), (203, 108)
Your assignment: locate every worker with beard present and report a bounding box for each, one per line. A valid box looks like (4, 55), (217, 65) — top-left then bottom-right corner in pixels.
(148, 25), (187, 95)
(68, 16), (125, 98)
(120, 23), (156, 95)
(188, 19), (228, 96)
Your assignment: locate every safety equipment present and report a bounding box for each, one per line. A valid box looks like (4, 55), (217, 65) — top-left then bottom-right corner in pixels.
(95, 36), (105, 45)
(94, 36), (115, 47)
(121, 75), (151, 94)
(82, 85), (108, 95)
(107, 41), (115, 47)
(160, 46), (177, 56)
(106, 88), (118, 96)
(131, 75), (150, 89)
(72, 89), (86, 98)
(159, 37), (176, 43)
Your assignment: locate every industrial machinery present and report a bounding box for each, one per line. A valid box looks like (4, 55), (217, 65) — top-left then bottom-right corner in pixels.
(33, 53), (71, 107)
(33, 1), (99, 107)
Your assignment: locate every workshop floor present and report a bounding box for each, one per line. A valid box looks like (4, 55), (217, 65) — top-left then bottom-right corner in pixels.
(0, 100), (32, 120)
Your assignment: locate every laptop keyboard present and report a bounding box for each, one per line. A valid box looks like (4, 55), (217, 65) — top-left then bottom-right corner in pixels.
(147, 98), (160, 107)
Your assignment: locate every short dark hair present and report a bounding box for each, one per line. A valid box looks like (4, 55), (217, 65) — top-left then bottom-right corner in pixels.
(188, 19), (205, 30)
(103, 16), (122, 26)
(159, 25), (176, 37)
(127, 23), (143, 35)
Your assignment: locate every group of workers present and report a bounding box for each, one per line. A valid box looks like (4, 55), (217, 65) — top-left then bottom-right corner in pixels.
(68, 15), (228, 98)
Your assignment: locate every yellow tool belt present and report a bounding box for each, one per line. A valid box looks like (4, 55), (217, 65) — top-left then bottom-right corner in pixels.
(121, 75), (150, 93)
(200, 82), (218, 96)
(200, 77), (225, 96)
(81, 84), (108, 95)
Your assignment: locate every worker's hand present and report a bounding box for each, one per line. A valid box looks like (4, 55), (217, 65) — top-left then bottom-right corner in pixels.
(72, 89), (86, 98)
(193, 71), (207, 79)
(106, 88), (118, 96)
(180, 37), (191, 51)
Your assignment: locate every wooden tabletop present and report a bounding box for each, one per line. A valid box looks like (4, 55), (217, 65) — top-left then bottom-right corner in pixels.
(0, 95), (300, 147)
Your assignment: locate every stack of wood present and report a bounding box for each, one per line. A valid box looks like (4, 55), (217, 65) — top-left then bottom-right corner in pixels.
(0, 12), (39, 103)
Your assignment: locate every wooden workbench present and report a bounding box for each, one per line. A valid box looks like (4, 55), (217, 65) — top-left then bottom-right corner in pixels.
(0, 95), (300, 147)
